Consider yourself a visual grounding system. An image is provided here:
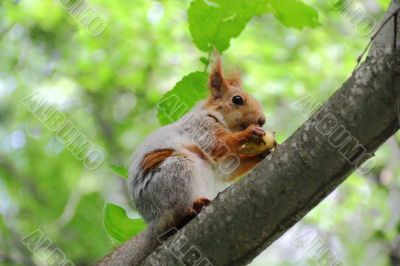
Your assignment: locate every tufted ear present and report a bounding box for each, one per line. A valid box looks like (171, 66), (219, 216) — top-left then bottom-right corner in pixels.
(226, 70), (242, 88)
(208, 54), (229, 99)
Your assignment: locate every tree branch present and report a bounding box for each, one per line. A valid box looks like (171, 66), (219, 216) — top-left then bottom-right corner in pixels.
(139, 2), (400, 265)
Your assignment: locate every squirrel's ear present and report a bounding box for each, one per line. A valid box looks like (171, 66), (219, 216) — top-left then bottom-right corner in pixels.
(226, 70), (242, 88)
(208, 54), (228, 98)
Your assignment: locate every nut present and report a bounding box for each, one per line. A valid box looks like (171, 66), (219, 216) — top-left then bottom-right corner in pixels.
(239, 131), (277, 155)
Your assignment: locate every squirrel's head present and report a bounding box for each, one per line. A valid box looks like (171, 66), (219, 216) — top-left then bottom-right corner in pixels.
(205, 56), (266, 132)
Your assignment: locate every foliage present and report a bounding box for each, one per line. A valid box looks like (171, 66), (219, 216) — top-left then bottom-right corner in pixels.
(103, 203), (147, 242)
(157, 71), (208, 125)
(188, 0), (319, 53)
(108, 165), (129, 179)
(268, 0), (320, 29)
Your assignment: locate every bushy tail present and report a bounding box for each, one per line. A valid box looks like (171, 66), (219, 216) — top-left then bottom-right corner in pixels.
(97, 225), (161, 266)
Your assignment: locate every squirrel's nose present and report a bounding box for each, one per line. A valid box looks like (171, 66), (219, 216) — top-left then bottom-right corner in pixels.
(258, 117), (266, 127)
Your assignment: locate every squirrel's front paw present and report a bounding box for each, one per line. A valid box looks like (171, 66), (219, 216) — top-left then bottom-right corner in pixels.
(239, 130), (278, 155)
(243, 125), (265, 143)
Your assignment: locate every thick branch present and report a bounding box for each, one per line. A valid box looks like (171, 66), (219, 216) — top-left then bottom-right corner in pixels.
(140, 3), (400, 265)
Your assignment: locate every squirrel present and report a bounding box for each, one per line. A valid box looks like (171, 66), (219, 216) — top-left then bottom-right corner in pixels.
(98, 55), (276, 266)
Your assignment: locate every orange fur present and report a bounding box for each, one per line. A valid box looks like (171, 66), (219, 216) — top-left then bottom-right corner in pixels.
(206, 125), (265, 180)
(226, 70), (242, 87)
(141, 149), (175, 174)
(228, 154), (264, 181)
(185, 145), (207, 161)
(192, 197), (211, 213)
(210, 126), (251, 158)
(174, 207), (197, 230)
(205, 57), (265, 133)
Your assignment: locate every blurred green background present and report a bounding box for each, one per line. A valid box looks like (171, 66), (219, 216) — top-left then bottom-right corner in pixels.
(0, 0), (399, 265)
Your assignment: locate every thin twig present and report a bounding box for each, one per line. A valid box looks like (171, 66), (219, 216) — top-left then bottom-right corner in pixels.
(203, 47), (214, 72)
(353, 6), (400, 73)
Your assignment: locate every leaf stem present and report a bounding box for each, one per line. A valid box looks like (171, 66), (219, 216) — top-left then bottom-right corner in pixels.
(203, 47), (213, 72)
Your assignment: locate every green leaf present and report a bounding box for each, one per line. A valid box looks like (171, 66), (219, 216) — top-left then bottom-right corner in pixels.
(269, 0), (320, 29)
(103, 203), (147, 242)
(188, 0), (259, 52)
(108, 165), (129, 179)
(199, 56), (209, 66)
(396, 219), (400, 233)
(254, 0), (273, 16)
(370, 229), (388, 241)
(188, 0), (319, 52)
(157, 71), (209, 125)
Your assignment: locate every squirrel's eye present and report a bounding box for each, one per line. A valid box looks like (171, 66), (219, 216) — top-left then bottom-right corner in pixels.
(232, 95), (244, 105)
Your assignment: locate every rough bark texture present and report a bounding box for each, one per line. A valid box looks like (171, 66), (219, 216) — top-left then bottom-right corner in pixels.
(138, 2), (400, 266)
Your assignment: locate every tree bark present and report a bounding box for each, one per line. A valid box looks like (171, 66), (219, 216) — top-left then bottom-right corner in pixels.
(139, 2), (400, 265)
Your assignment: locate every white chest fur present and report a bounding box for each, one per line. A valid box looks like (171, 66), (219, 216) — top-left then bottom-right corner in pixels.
(186, 150), (229, 201)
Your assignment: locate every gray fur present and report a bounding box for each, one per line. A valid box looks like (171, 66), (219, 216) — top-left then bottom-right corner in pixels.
(98, 102), (231, 266)
(97, 224), (158, 266)
(133, 155), (194, 227)
(128, 101), (229, 228)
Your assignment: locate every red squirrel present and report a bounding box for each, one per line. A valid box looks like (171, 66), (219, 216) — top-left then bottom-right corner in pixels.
(98, 55), (276, 265)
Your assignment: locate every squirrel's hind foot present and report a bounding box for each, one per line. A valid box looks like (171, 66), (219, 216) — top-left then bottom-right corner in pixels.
(174, 198), (211, 229)
(175, 207), (197, 229)
(192, 197), (211, 213)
